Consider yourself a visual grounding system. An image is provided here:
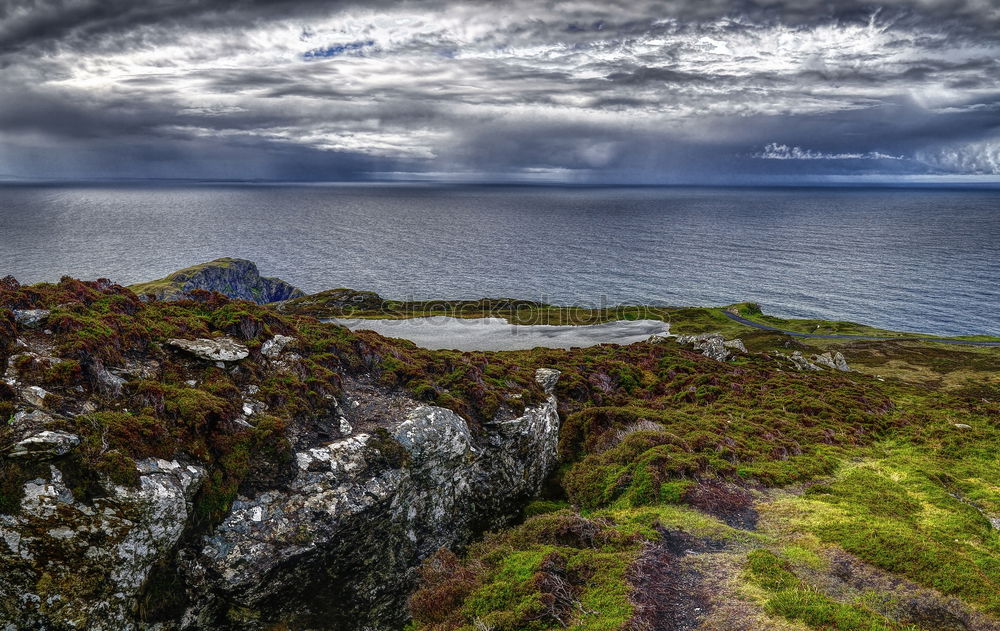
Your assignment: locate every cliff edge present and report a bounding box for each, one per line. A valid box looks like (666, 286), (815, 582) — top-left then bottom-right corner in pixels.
(130, 258), (304, 304)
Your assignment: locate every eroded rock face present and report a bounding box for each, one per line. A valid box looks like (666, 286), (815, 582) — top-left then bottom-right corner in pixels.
(178, 368), (562, 630)
(0, 459), (205, 631)
(166, 337), (250, 362)
(0, 368), (561, 631)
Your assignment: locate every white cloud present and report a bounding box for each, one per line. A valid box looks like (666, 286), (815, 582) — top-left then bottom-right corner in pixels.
(754, 143), (904, 160)
(31, 7), (1000, 157)
(917, 139), (1000, 174)
(4, 1), (1000, 180)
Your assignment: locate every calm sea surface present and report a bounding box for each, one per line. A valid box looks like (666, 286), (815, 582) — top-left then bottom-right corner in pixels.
(1, 184), (997, 336)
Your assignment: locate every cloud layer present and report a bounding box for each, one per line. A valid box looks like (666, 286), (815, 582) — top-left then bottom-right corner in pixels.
(2, 0), (1000, 183)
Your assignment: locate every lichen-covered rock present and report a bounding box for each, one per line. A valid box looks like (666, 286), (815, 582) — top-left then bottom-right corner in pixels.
(12, 309), (50, 327)
(723, 338), (748, 354)
(676, 333), (744, 362)
(177, 368), (561, 630)
(20, 384), (50, 407)
(88, 358), (128, 397)
(787, 350), (822, 371)
(261, 334), (295, 359)
(534, 367), (561, 392)
(130, 258), (304, 304)
(166, 337), (249, 362)
(8, 430), (80, 459)
(0, 459), (205, 630)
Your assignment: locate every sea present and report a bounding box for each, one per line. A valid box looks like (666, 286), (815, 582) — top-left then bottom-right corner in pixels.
(1, 183), (997, 337)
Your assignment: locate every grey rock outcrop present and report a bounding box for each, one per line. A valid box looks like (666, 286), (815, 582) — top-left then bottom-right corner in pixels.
(12, 309), (50, 328)
(261, 334), (295, 359)
(788, 350), (822, 371)
(0, 367), (562, 631)
(131, 258), (304, 304)
(178, 368), (562, 630)
(0, 459), (205, 630)
(166, 337), (249, 362)
(8, 431), (80, 459)
(829, 351), (851, 372)
(20, 384), (50, 407)
(675, 333), (746, 362)
(784, 350), (850, 372)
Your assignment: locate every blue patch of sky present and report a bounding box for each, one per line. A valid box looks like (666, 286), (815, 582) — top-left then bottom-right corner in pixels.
(303, 40), (375, 60)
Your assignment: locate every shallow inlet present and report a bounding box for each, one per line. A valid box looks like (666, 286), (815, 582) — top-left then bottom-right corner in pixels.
(327, 316), (670, 351)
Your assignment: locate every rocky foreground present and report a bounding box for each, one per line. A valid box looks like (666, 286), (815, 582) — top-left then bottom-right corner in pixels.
(1, 263), (998, 631)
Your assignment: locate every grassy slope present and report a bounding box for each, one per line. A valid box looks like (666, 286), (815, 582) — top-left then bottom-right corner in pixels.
(403, 328), (999, 630)
(128, 257), (243, 297)
(408, 353), (999, 630)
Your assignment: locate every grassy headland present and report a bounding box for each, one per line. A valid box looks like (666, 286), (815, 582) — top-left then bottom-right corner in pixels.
(1, 277), (996, 631)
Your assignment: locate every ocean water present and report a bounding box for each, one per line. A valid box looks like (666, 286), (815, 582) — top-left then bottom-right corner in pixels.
(0, 184), (997, 336)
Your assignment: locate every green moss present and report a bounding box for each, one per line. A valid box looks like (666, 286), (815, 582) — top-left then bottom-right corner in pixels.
(746, 549), (920, 631)
(524, 500), (570, 518)
(364, 427), (411, 469)
(410, 510), (638, 631)
(766, 588), (915, 631)
(746, 550), (799, 591)
(777, 442), (1000, 616)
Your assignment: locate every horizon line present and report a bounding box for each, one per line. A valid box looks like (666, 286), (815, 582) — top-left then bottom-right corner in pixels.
(2, 177), (1000, 191)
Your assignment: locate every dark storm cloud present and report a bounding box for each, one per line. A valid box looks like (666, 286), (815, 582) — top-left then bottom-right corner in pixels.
(2, 0), (1000, 182)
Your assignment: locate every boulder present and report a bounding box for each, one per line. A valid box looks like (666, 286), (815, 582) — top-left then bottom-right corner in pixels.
(261, 334), (295, 359)
(534, 367), (562, 393)
(2, 459), (205, 630)
(8, 431), (80, 459)
(12, 309), (50, 328)
(676, 333), (745, 362)
(20, 385), (50, 407)
(788, 351), (822, 371)
(810, 352), (851, 372)
(166, 337), (249, 362)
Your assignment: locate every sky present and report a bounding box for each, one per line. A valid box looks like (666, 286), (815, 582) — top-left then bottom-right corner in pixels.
(1, 0), (999, 184)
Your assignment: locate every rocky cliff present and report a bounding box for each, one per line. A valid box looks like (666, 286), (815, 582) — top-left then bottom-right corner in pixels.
(130, 258), (304, 304)
(183, 370), (560, 629)
(0, 275), (560, 630)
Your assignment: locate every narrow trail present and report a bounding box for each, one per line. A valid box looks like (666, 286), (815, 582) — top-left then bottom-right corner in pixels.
(723, 312), (1000, 347)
